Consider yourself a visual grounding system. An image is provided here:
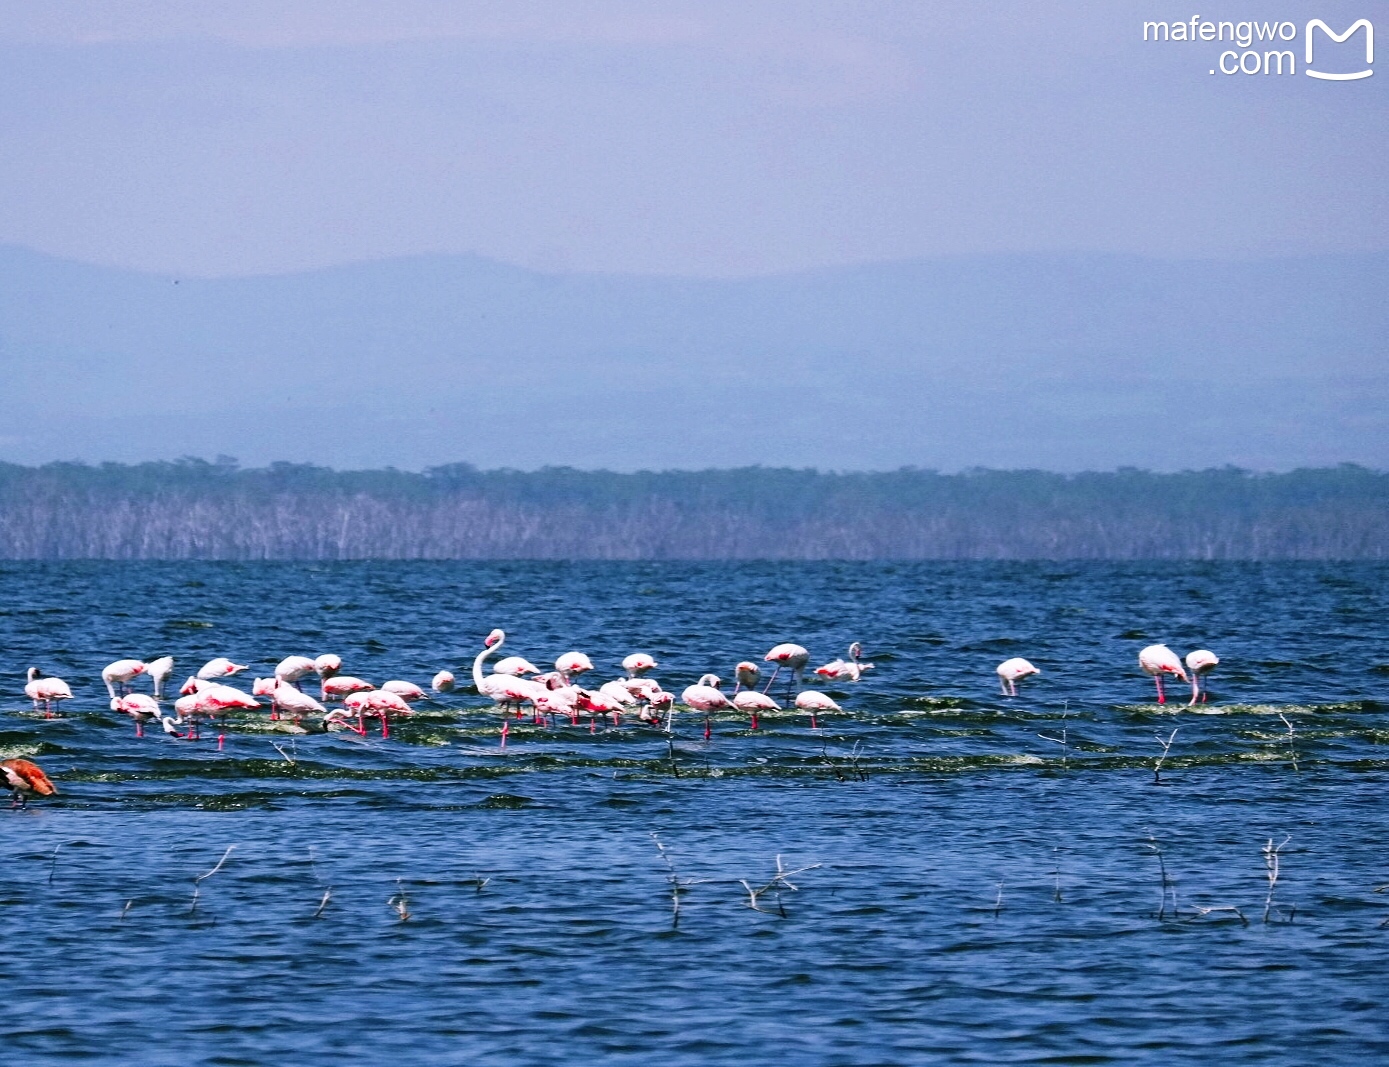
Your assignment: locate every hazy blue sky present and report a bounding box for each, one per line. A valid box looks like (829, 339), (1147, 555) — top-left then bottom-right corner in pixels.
(0, 1), (1383, 277)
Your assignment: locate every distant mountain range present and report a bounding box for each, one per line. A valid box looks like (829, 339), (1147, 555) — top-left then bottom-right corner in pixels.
(0, 245), (1384, 471)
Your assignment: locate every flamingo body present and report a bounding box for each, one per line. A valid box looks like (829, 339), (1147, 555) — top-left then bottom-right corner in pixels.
(1138, 644), (1188, 704)
(145, 656), (175, 697)
(25, 668), (73, 714)
(275, 656), (317, 684)
(1185, 649), (1219, 705)
(996, 657), (1040, 696)
(102, 658), (147, 698)
(622, 653), (659, 677)
(431, 670), (456, 693)
(382, 680), (427, 702)
(197, 657), (248, 681)
(321, 676), (374, 700)
(493, 656), (542, 677)
(681, 675), (733, 712)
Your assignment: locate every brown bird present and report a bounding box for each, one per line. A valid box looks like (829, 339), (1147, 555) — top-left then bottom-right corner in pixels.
(2, 759), (57, 808)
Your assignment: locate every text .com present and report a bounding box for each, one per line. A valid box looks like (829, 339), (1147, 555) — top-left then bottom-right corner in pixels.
(1143, 17), (1374, 78)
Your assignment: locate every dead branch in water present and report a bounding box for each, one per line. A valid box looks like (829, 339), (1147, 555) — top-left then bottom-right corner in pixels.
(652, 832), (710, 929)
(1152, 729), (1178, 785)
(1263, 835), (1294, 923)
(1145, 836), (1178, 919)
(740, 854), (822, 917)
(189, 845), (236, 916)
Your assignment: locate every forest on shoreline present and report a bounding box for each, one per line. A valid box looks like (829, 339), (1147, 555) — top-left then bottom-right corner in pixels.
(0, 460), (1384, 560)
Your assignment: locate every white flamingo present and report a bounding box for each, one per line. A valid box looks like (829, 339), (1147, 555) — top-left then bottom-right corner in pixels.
(111, 693), (161, 736)
(682, 673), (733, 740)
(763, 643), (810, 694)
(815, 642), (874, 682)
(733, 661), (761, 692)
(622, 653), (659, 678)
(996, 657), (1040, 696)
(474, 630), (547, 718)
(275, 656), (317, 686)
(26, 667), (73, 715)
(732, 689), (779, 729)
(145, 656), (175, 698)
(794, 689), (840, 728)
(102, 659), (147, 699)
(1138, 645), (1188, 705)
(197, 657), (248, 681)
(555, 651), (594, 685)
(1185, 650), (1219, 705)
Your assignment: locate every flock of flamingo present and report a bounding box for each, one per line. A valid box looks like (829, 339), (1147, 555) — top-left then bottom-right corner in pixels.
(6, 635), (1219, 808)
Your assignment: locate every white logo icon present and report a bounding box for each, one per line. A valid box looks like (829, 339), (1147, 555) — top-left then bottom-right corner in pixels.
(1305, 18), (1374, 80)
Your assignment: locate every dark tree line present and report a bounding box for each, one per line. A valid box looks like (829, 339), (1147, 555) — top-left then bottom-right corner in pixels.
(0, 459), (1384, 560)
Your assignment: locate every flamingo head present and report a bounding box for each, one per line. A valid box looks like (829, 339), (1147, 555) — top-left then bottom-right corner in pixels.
(26, 667), (39, 682)
(485, 629), (505, 648)
(849, 642), (862, 661)
(697, 673), (722, 689)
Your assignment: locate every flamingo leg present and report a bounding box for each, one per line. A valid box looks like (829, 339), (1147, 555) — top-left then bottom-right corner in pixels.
(500, 720), (508, 749)
(1155, 675), (1166, 704)
(1189, 676), (1199, 707)
(751, 712), (759, 730)
(704, 714), (711, 741)
(762, 667), (781, 694)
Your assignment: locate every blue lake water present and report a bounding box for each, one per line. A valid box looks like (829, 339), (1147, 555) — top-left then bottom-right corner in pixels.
(1, 561), (1387, 1064)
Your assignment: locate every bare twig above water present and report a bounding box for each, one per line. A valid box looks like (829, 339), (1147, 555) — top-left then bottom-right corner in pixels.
(1152, 729), (1178, 785)
(389, 878), (411, 922)
(1145, 836), (1178, 919)
(1278, 713), (1299, 772)
(741, 854), (821, 917)
(189, 845), (236, 916)
(652, 832), (710, 929)
(1263, 835), (1293, 923)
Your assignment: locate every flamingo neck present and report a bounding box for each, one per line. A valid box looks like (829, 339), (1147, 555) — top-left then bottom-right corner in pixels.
(473, 634), (504, 688)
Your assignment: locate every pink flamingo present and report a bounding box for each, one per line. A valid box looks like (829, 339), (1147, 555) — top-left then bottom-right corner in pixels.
(432, 670), (456, 694)
(474, 630), (547, 719)
(1138, 645), (1188, 705)
(763, 644), (809, 695)
(344, 689), (412, 737)
(623, 653), (659, 678)
(815, 642), (874, 682)
(555, 651), (594, 685)
(732, 689), (779, 730)
(321, 676), (374, 701)
(382, 680), (427, 702)
(682, 674), (733, 740)
(254, 677), (326, 722)
(493, 656), (542, 677)
(197, 657), (248, 681)
(577, 687), (628, 729)
(1185, 650), (1219, 705)
(111, 693), (160, 736)
(733, 662), (761, 692)
(26, 668), (74, 716)
(102, 659), (147, 699)
(275, 656), (317, 686)
(794, 689), (840, 729)
(996, 657), (1040, 696)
